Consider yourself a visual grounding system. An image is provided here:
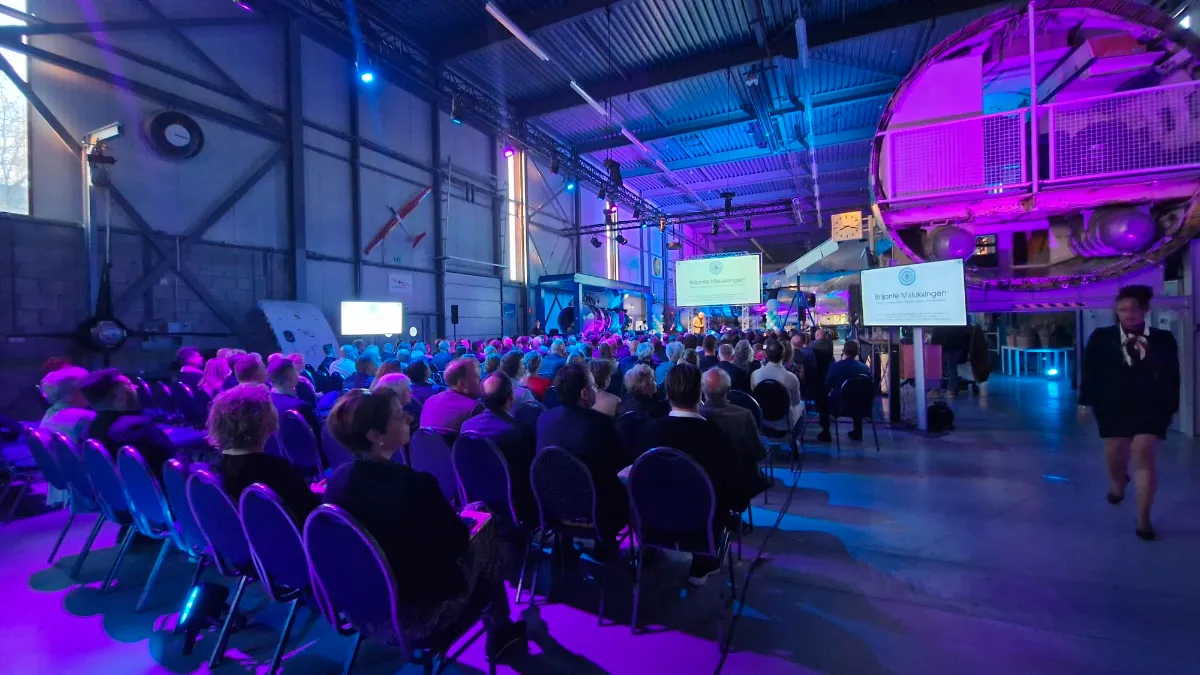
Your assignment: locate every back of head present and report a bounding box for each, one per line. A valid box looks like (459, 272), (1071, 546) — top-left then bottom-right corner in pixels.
(484, 352), (502, 375)
(481, 372), (513, 412)
(444, 357), (478, 389)
(624, 363), (656, 397)
(438, 340), (450, 353)
(203, 357), (231, 383)
(206, 383), (278, 451)
(598, 343), (613, 361)
(551, 339), (567, 357)
(765, 340), (784, 364)
(523, 350), (542, 375)
(41, 366), (90, 406)
(79, 368), (127, 409)
(327, 387), (401, 453)
(405, 358), (430, 383)
(554, 363), (592, 407)
(702, 366), (732, 405)
(233, 355), (267, 384)
(266, 356), (297, 389)
(682, 348), (699, 366)
(500, 350), (524, 378)
(666, 341), (684, 363)
(355, 355), (376, 375)
(353, 339), (366, 352)
(718, 343), (735, 361)
(341, 344), (358, 360)
(322, 343), (336, 357)
(371, 372), (411, 397)
(842, 340), (860, 360)
(42, 356), (72, 376)
(177, 346), (202, 368)
(375, 359), (404, 380)
(702, 335), (717, 354)
(665, 362), (702, 409)
(637, 342), (653, 360)
(589, 358), (615, 389)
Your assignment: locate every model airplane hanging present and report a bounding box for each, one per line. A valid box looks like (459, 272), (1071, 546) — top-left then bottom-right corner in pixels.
(363, 185), (432, 255)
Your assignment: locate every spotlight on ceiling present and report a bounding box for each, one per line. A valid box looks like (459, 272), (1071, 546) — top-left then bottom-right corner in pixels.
(597, 185), (607, 200)
(449, 96), (462, 124)
(590, 236), (603, 248)
(633, 205), (641, 219)
(721, 191), (735, 216)
(358, 68), (375, 84)
(503, 145), (516, 159)
(550, 155), (560, 174)
(711, 219), (720, 236)
(565, 178), (576, 191)
(604, 158), (623, 189)
(667, 240), (682, 250)
(744, 218), (752, 232)
(658, 216), (667, 233)
(615, 234), (628, 245)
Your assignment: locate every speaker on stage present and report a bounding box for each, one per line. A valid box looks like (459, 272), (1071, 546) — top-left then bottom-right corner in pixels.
(450, 304), (459, 325)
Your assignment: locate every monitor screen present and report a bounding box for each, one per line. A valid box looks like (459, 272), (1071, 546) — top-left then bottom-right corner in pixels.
(674, 254), (762, 307)
(860, 259), (967, 327)
(340, 301), (405, 336)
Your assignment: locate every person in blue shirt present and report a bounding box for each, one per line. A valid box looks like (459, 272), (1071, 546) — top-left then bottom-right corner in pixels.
(538, 339), (568, 378)
(824, 341), (871, 441)
(430, 341), (453, 372)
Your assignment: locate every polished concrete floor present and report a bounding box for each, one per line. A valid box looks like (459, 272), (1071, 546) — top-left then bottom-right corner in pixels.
(2, 375), (1198, 674)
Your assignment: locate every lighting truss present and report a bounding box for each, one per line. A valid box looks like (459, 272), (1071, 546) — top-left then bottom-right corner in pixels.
(573, 199), (802, 235)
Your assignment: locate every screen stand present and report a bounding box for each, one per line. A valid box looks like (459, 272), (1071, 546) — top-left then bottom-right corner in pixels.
(913, 327), (928, 431)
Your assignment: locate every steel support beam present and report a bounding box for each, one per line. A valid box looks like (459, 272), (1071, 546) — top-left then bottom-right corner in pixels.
(622, 127), (876, 178)
(639, 160), (866, 198)
(286, 18), (308, 301)
(350, 72), (364, 297)
(431, 86), (448, 339)
(515, 0), (1002, 117)
(0, 16), (269, 37)
(438, 0), (639, 61)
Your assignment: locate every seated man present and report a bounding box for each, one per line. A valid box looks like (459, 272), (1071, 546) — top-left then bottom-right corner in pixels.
(714, 343), (752, 393)
(80, 369), (176, 477)
(698, 335), (720, 372)
(342, 355), (378, 391)
(498, 351), (537, 408)
(699, 367), (769, 500)
(750, 340), (804, 434)
(536, 363), (630, 545)
(420, 358), (484, 433)
(824, 340), (872, 441)
(461, 373), (537, 525)
(634, 362), (743, 585)
(318, 343), (337, 372)
(267, 357), (322, 440)
(406, 359), (440, 403)
(233, 354), (268, 386)
(175, 346), (205, 389)
(538, 339), (568, 378)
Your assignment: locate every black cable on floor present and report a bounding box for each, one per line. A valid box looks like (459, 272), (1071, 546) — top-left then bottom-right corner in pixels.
(713, 458), (804, 675)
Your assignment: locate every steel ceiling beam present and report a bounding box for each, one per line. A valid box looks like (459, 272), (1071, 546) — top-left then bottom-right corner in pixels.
(436, 0), (639, 61)
(639, 160), (867, 198)
(515, 0), (1002, 117)
(0, 16), (270, 37)
(622, 126), (876, 178)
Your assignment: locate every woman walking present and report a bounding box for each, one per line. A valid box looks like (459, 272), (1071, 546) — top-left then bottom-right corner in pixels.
(1079, 285), (1179, 541)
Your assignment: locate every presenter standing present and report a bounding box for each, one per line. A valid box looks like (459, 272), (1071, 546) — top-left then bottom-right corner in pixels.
(692, 311), (706, 335)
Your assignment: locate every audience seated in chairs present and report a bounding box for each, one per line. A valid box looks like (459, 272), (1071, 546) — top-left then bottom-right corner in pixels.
(824, 341), (872, 441)
(80, 369), (175, 479)
(431, 340), (454, 372)
(538, 339), (569, 379)
(655, 341), (684, 385)
(324, 388), (528, 659)
(536, 363), (631, 549)
(341, 355), (378, 392)
(810, 329), (836, 442)
(715, 343), (752, 394)
(371, 372), (422, 434)
(499, 351), (537, 407)
(175, 346), (205, 389)
(208, 384), (319, 523)
(267, 356), (322, 441)
(750, 341), (804, 435)
(198, 357), (230, 399)
(633, 362), (746, 585)
(521, 352), (552, 400)
(699, 367), (770, 501)
(698, 335), (720, 371)
(39, 366), (96, 446)
(588, 359), (621, 418)
(420, 358), (484, 433)
(329, 344), (358, 379)
(734, 339), (759, 377)
(407, 359), (439, 404)
(318, 343), (337, 373)
(232, 354), (268, 387)
(460, 373), (537, 524)
(374, 358), (405, 381)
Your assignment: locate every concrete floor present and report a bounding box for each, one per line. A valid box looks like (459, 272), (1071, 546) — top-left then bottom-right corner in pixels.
(2, 375), (1198, 674)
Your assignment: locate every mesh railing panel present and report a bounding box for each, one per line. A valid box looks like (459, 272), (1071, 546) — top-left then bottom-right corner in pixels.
(886, 113), (1025, 199)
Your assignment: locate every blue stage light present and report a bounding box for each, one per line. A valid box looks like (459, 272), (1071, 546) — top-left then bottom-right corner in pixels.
(1045, 367), (1059, 377)
(359, 71), (375, 84)
(565, 180), (576, 191)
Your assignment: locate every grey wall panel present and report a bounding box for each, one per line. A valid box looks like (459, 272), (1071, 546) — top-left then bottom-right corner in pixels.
(578, 186), (607, 278)
(440, 111), (493, 179)
(444, 271), (502, 342)
(445, 196), (495, 272)
(360, 265), (436, 313)
(358, 84), (431, 163)
(301, 36), (351, 132)
(306, 258), (355, 334)
(186, 25), (286, 110)
(304, 149), (353, 259)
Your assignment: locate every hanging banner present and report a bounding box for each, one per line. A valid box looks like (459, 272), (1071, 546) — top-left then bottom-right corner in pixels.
(388, 271), (414, 298)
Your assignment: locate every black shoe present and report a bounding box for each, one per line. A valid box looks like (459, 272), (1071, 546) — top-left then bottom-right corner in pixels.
(847, 430), (863, 441)
(816, 430), (832, 443)
(1107, 475), (1131, 505)
(486, 620), (528, 660)
(1135, 524), (1156, 541)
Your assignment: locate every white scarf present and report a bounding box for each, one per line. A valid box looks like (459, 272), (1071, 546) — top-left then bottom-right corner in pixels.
(1120, 324), (1149, 366)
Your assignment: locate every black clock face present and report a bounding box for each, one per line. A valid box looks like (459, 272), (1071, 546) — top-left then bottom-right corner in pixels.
(146, 111), (204, 160)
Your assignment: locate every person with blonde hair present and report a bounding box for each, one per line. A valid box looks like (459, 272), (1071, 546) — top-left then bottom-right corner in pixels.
(199, 357), (231, 398)
(39, 366), (96, 445)
(208, 384), (317, 523)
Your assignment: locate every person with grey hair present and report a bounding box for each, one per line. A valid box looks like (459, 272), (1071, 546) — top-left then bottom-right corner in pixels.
(39, 366), (96, 446)
(655, 341), (685, 385)
(733, 339), (759, 376)
(330, 344), (358, 378)
(715, 342), (752, 393)
(372, 372), (423, 433)
(538, 338), (568, 378)
(700, 367), (767, 481)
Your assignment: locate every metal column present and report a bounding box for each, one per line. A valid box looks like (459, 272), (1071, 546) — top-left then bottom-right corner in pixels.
(431, 94), (447, 338)
(349, 75), (363, 297)
(913, 326), (928, 431)
(285, 18), (307, 300)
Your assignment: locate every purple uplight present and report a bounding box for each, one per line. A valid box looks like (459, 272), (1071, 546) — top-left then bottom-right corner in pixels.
(234, 1), (254, 11)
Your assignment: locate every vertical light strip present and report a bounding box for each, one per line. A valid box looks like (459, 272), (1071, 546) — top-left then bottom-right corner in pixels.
(507, 153), (519, 282)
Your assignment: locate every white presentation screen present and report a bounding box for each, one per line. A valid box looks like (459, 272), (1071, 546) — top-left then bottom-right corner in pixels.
(860, 259), (967, 327)
(675, 254), (762, 307)
(340, 301), (405, 336)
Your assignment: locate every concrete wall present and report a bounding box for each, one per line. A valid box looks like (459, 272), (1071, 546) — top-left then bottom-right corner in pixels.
(0, 0), (506, 416)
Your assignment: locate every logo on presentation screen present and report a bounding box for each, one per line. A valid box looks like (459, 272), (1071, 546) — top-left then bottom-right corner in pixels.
(709, 261), (724, 275)
(898, 268), (917, 286)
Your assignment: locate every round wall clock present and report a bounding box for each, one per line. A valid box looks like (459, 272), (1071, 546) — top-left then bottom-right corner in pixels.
(145, 110), (204, 160)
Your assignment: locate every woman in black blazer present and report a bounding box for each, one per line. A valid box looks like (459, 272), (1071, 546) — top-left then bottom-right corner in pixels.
(1079, 285), (1179, 541)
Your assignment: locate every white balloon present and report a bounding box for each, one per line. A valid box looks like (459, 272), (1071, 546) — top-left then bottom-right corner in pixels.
(765, 298), (780, 312)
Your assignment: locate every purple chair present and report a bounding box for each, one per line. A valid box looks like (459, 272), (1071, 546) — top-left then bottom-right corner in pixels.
(296, 378), (317, 407)
(186, 469), (256, 668)
(161, 459), (209, 600)
(23, 430), (75, 560)
(278, 410), (323, 479)
(303, 504), (492, 675)
(49, 433), (105, 575)
(528, 447), (625, 623)
(627, 447), (735, 637)
(117, 447), (182, 612)
(78, 440), (135, 587)
(320, 425), (355, 471)
(240, 484), (313, 674)
(171, 382), (205, 429)
(753, 379), (800, 472)
(407, 428), (462, 507)
(134, 378), (155, 411)
(152, 381), (176, 417)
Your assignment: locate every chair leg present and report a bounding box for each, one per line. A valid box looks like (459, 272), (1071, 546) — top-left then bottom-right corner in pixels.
(70, 517), (105, 579)
(101, 525), (137, 593)
(870, 417), (880, 452)
(48, 510), (77, 564)
(833, 418), (841, 457)
(136, 539), (173, 612)
(596, 561), (607, 626)
(175, 556), (209, 634)
(527, 531), (546, 605)
(514, 531), (534, 604)
(3, 479), (29, 523)
(268, 598), (300, 675)
(630, 548), (645, 634)
(342, 633), (363, 675)
(209, 575), (249, 668)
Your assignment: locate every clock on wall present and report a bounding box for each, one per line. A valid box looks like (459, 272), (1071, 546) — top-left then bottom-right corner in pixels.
(145, 110), (204, 160)
(830, 210), (863, 242)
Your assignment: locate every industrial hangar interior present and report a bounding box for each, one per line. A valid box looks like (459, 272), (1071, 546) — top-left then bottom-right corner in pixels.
(0, 0), (1198, 674)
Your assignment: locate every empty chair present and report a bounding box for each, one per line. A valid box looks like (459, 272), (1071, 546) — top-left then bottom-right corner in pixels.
(25, 430), (81, 564)
(627, 447), (735, 636)
(278, 410), (323, 479)
(171, 382), (206, 428)
(152, 381), (176, 418)
(830, 373), (881, 454)
(752, 379), (800, 473)
(304, 504), (492, 675)
(118, 447), (183, 612)
(240, 484), (315, 674)
(78, 440), (135, 585)
(407, 428), (461, 506)
(134, 378), (155, 412)
(186, 469), (258, 667)
(161, 459), (209, 594)
(320, 425), (355, 470)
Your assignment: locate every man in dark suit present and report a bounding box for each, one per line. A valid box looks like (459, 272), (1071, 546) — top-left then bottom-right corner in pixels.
(810, 329), (836, 442)
(80, 369), (176, 477)
(267, 357), (322, 439)
(318, 343), (337, 372)
(700, 367), (769, 501)
(698, 335), (720, 371)
(714, 343), (752, 393)
(420, 357), (484, 432)
(824, 340), (872, 440)
(634, 362), (743, 585)
(536, 363), (630, 544)
(461, 373), (537, 524)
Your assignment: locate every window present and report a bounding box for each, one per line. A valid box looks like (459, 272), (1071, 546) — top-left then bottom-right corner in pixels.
(0, 0), (27, 215)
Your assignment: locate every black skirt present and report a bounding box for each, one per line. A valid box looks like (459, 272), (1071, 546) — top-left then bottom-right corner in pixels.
(1095, 408), (1170, 440)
